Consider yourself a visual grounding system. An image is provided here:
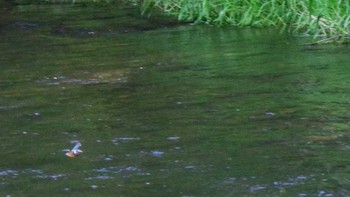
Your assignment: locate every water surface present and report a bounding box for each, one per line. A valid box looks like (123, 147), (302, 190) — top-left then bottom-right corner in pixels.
(1, 3), (350, 197)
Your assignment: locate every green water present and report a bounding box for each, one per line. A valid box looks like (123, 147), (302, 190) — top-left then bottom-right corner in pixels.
(2, 3), (350, 197)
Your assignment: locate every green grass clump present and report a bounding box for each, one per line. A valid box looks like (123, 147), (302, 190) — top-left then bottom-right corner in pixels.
(139, 0), (350, 41)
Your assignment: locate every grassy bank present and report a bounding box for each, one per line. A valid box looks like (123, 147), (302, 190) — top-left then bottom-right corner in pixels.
(5, 0), (350, 42)
(139, 0), (350, 42)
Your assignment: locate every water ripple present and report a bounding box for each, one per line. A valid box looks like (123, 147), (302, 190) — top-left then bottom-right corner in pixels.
(221, 174), (340, 196)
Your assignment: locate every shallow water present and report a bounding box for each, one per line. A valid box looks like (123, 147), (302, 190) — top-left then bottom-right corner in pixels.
(2, 3), (350, 197)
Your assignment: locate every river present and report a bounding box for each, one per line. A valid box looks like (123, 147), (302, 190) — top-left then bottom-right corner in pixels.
(1, 3), (350, 197)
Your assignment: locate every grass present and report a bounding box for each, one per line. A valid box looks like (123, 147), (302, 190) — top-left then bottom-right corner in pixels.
(5, 0), (350, 43)
(138, 0), (350, 43)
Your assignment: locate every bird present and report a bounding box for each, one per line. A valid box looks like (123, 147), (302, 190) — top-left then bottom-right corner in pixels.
(65, 142), (83, 158)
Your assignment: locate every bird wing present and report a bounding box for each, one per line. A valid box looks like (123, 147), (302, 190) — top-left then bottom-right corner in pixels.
(72, 142), (81, 151)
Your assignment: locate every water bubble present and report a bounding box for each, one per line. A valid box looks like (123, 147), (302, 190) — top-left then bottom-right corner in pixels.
(296, 175), (307, 181)
(167, 136), (180, 141)
(0, 170), (18, 176)
(150, 151), (164, 157)
(273, 181), (296, 187)
(171, 147), (181, 151)
(125, 166), (138, 171)
(112, 137), (140, 144)
(86, 175), (113, 180)
(90, 185), (98, 190)
(223, 177), (236, 184)
(265, 112), (276, 116)
(28, 169), (43, 174)
(50, 174), (65, 180)
(250, 185), (267, 192)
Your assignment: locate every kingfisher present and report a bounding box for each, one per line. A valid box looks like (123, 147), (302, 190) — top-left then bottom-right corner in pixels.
(65, 142), (83, 158)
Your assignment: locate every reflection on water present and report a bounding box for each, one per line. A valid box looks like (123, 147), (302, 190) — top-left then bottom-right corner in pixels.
(1, 2), (350, 197)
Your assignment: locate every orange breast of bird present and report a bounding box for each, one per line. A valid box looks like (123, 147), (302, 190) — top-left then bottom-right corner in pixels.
(66, 151), (78, 158)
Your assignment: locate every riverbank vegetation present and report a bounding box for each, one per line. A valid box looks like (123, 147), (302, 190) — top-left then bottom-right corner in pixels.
(2, 0), (350, 43)
(139, 0), (350, 43)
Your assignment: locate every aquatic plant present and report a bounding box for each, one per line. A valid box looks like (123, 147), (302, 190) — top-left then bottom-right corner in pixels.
(139, 0), (350, 42)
